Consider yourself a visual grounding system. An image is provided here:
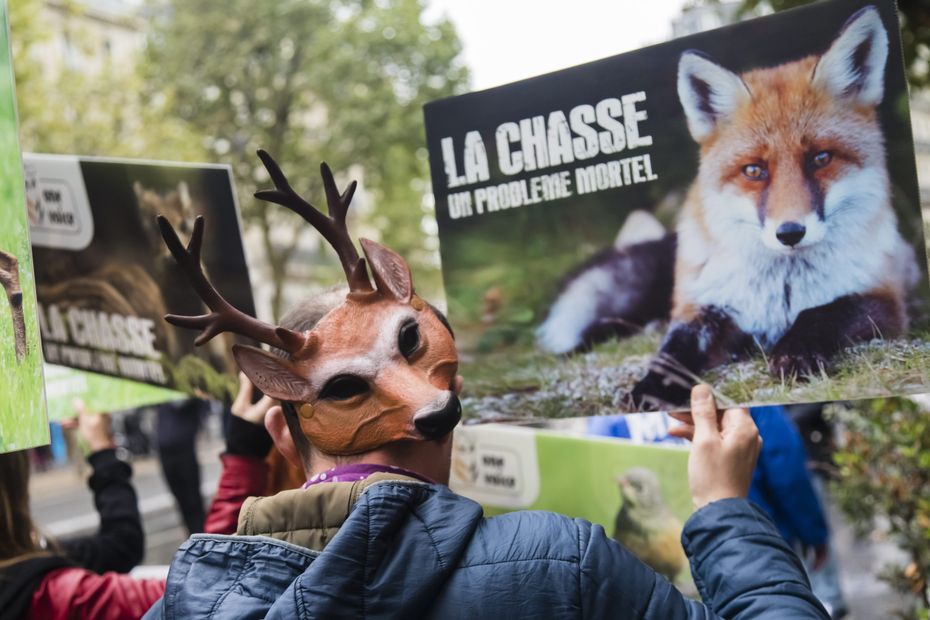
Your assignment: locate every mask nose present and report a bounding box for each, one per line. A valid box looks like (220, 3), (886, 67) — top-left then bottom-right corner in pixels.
(414, 394), (462, 439)
(775, 221), (806, 247)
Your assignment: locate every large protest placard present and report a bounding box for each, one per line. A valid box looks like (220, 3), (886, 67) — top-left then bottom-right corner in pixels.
(27, 155), (255, 401)
(451, 420), (694, 590)
(0, 2), (48, 453)
(425, 0), (927, 417)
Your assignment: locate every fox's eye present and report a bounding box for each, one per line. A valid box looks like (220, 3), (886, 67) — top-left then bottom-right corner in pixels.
(319, 375), (369, 400)
(812, 151), (832, 168)
(742, 164), (767, 180)
(398, 319), (421, 359)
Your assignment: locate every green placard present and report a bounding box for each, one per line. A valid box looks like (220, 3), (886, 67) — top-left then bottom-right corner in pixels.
(44, 363), (184, 421)
(0, 0), (48, 453)
(451, 424), (695, 591)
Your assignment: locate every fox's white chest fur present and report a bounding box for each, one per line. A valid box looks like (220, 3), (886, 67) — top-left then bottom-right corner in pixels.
(677, 168), (917, 347)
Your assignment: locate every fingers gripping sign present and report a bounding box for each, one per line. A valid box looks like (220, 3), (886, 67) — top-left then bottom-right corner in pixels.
(668, 384), (762, 509)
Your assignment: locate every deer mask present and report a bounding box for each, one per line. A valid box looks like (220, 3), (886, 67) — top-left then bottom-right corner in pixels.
(157, 150), (460, 455)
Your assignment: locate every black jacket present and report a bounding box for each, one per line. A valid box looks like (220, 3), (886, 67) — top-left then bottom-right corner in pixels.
(59, 449), (146, 573)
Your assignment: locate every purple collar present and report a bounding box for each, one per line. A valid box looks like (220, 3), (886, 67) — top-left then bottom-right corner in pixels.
(303, 463), (436, 488)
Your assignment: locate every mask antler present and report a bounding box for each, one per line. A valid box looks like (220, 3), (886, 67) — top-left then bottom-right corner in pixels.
(157, 215), (309, 355)
(254, 149), (373, 293)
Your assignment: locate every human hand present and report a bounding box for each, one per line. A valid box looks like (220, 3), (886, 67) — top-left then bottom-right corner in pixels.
(231, 372), (276, 426)
(668, 384), (761, 510)
(65, 399), (116, 453)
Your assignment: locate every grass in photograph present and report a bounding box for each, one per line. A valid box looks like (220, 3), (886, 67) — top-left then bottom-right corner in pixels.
(459, 328), (930, 421)
(0, 3), (48, 452)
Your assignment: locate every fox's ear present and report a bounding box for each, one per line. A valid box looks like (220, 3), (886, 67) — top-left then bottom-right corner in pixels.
(813, 6), (888, 107)
(677, 51), (751, 142)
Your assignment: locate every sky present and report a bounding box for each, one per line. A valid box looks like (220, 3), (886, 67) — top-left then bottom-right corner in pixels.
(424, 0), (691, 91)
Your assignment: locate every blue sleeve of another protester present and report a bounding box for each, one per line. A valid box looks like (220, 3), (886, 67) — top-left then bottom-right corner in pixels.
(751, 407), (829, 547)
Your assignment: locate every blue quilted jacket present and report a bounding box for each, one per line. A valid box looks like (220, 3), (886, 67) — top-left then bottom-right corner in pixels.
(143, 477), (828, 619)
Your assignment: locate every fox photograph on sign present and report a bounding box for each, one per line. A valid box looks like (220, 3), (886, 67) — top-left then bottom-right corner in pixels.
(27, 155), (256, 401)
(425, 0), (927, 416)
(0, 1), (48, 454)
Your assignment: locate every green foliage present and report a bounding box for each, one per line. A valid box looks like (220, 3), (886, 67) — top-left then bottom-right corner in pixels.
(142, 0), (469, 316)
(167, 355), (237, 402)
(9, 0), (206, 160)
(694, 0), (929, 89)
(826, 398), (930, 617)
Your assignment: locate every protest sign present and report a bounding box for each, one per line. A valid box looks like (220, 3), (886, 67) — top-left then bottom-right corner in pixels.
(425, 0), (927, 416)
(28, 155), (255, 401)
(451, 421), (694, 589)
(0, 2), (48, 453)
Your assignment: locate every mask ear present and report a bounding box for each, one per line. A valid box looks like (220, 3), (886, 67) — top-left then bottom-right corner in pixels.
(359, 238), (413, 302)
(232, 344), (313, 402)
(677, 51), (751, 142)
(812, 6), (887, 107)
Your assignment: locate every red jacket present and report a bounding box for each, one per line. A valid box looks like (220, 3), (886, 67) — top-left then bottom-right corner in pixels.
(25, 453), (268, 620)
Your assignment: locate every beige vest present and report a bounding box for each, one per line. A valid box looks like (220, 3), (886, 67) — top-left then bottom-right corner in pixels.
(236, 472), (425, 552)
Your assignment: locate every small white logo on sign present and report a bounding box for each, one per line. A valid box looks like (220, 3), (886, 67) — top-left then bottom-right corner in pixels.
(24, 155), (94, 251)
(450, 425), (540, 508)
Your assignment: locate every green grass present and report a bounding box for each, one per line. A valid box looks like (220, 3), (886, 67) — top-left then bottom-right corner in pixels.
(459, 329), (930, 421)
(0, 3), (49, 452)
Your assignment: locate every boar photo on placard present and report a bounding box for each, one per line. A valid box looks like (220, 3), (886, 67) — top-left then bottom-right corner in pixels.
(426, 0), (927, 418)
(28, 156), (255, 401)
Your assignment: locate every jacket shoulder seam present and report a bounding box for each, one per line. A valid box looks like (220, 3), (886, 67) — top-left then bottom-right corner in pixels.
(409, 507), (447, 572)
(458, 556), (578, 569)
(206, 546), (253, 618)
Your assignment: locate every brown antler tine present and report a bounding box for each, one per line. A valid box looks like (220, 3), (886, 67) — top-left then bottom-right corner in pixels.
(156, 214), (306, 355)
(320, 162), (357, 220)
(254, 150), (373, 292)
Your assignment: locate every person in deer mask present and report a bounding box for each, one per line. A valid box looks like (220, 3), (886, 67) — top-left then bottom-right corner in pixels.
(142, 151), (827, 620)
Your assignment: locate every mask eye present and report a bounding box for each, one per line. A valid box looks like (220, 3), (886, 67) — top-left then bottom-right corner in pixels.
(398, 319), (421, 359)
(319, 375), (369, 400)
(812, 150), (832, 169)
(742, 163), (767, 180)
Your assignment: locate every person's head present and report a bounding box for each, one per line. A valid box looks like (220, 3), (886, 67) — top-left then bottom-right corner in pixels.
(0, 450), (50, 567)
(159, 152), (463, 483)
(263, 286), (462, 484)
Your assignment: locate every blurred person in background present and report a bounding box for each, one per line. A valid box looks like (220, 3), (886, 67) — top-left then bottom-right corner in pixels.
(787, 403), (850, 620)
(154, 397), (210, 534)
(0, 403), (165, 619)
(588, 403), (844, 617)
(750, 405), (847, 619)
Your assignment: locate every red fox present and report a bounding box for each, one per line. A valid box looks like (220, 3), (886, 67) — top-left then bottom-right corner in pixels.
(537, 6), (920, 409)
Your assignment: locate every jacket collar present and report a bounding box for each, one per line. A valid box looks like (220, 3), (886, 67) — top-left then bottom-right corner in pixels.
(236, 471), (427, 551)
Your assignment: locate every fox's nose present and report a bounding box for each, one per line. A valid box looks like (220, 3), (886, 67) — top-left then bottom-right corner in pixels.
(775, 222), (806, 247)
(414, 394), (462, 439)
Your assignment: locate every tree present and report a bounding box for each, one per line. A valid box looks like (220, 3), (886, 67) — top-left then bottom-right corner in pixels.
(143, 0), (469, 318)
(691, 0), (929, 90)
(826, 398), (930, 619)
(10, 0), (205, 160)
